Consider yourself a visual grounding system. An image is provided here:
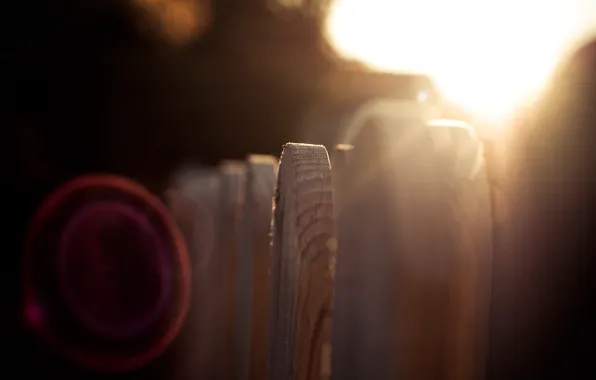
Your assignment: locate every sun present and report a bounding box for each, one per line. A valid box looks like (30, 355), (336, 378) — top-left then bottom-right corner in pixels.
(324, 0), (579, 125)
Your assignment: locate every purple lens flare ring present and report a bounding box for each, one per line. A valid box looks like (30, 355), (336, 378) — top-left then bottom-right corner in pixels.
(21, 174), (191, 372)
(56, 200), (173, 341)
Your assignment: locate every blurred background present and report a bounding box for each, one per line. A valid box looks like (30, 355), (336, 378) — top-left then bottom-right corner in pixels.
(4, 0), (595, 190)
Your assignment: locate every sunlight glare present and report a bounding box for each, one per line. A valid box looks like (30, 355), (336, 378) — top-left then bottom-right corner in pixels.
(325, 0), (579, 124)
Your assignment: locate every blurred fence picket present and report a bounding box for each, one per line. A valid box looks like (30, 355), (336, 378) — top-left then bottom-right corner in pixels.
(165, 169), (221, 379)
(239, 155), (278, 380)
(332, 118), (451, 380)
(216, 161), (247, 380)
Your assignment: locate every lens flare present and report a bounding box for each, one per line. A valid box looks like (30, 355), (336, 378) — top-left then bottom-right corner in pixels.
(22, 174), (190, 372)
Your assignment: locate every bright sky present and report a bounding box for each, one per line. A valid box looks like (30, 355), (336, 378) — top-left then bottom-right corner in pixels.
(324, 0), (596, 124)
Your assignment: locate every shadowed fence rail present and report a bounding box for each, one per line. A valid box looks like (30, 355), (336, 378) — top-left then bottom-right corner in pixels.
(22, 121), (498, 380)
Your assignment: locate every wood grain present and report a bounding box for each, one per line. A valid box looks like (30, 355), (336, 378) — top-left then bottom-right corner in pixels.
(268, 143), (335, 380)
(235, 155), (278, 380)
(331, 117), (452, 380)
(164, 168), (221, 380)
(216, 161), (247, 380)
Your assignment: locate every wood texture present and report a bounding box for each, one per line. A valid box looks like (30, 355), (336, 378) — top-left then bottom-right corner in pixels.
(268, 143), (335, 380)
(216, 161), (247, 380)
(164, 168), (221, 380)
(236, 155), (278, 380)
(331, 117), (452, 380)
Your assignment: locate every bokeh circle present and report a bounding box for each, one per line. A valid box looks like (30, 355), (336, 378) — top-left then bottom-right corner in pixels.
(22, 174), (190, 372)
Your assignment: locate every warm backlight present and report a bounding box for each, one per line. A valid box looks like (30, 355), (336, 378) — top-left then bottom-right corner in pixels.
(325, 0), (596, 125)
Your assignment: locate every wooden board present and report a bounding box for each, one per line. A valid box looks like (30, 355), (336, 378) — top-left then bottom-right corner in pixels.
(428, 124), (493, 380)
(164, 169), (221, 380)
(216, 161), (247, 380)
(331, 117), (453, 380)
(268, 143), (335, 380)
(235, 155), (279, 380)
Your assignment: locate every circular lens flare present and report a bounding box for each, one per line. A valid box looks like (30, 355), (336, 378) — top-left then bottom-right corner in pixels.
(22, 174), (191, 372)
(57, 201), (173, 341)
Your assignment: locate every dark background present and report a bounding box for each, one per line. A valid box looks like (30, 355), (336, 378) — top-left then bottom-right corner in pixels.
(1, 0), (470, 192)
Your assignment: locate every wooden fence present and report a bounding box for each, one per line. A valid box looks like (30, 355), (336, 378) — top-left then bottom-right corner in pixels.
(162, 120), (499, 380)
